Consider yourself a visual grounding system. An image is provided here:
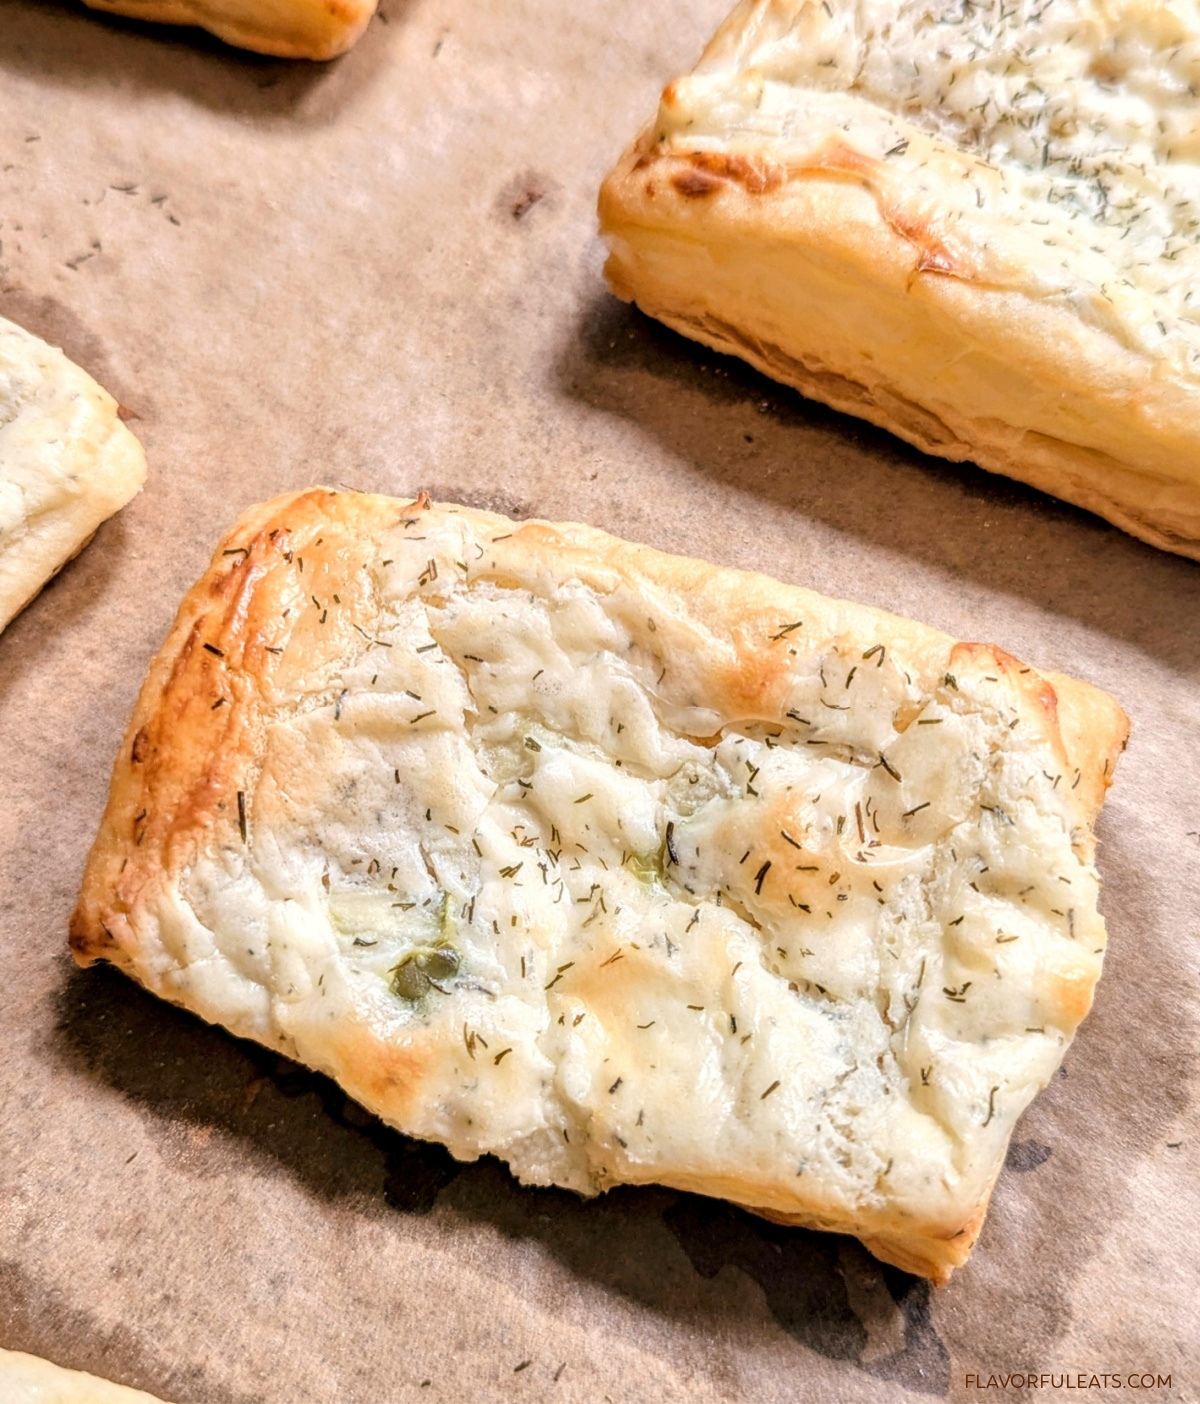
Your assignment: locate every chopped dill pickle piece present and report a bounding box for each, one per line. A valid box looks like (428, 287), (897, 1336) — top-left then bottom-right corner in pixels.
(421, 947), (461, 982)
(390, 944), (461, 1000)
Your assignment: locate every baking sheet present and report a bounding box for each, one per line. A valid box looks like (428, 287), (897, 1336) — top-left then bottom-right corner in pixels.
(1, 0), (1198, 1399)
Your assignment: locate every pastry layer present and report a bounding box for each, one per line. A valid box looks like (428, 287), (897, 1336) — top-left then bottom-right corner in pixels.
(71, 490), (1128, 1282)
(82, 0), (376, 59)
(0, 1348), (173, 1404)
(599, 0), (1200, 559)
(0, 316), (146, 636)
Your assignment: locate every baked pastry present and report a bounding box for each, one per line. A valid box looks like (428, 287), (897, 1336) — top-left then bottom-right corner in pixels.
(0, 1348), (172, 1403)
(0, 316), (146, 636)
(71, 490), (1127, 1282)
(81, 0), (376, 59)
(599, 0), (1200, 560)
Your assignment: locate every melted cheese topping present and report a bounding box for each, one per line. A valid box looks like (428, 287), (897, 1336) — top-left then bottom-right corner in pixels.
(143, 508), (1104, 1238)
(657, 0), (1200, 356)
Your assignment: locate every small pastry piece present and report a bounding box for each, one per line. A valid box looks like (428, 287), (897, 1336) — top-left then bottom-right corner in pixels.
(0, 1348), (173, 1404)
(0, 315), (146, 636)
(72, 490), (1127, 1283)
(599, 0), (1200, 559)
(80, 0), (377, 59)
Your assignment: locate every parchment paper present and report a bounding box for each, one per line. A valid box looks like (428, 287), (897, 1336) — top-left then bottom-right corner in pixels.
(1, 1), (1197, 1399)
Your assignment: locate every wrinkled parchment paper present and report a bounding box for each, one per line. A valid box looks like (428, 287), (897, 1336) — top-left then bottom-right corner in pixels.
(1, 1), (1197, 1399)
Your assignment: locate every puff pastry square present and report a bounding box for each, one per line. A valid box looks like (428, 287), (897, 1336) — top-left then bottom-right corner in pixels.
(600, 0), (1200, 559)
(72, 490), (1127, 1282)
(81, 0), (376, 59)
(0, 316), (146, 636)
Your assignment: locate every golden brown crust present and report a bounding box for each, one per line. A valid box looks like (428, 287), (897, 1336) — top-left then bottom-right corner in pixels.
(600, 79), (1200, 559)
(72, 491), (1128, 1283)
(72, 489), (341, 965)
(81, 0), (376, 59)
